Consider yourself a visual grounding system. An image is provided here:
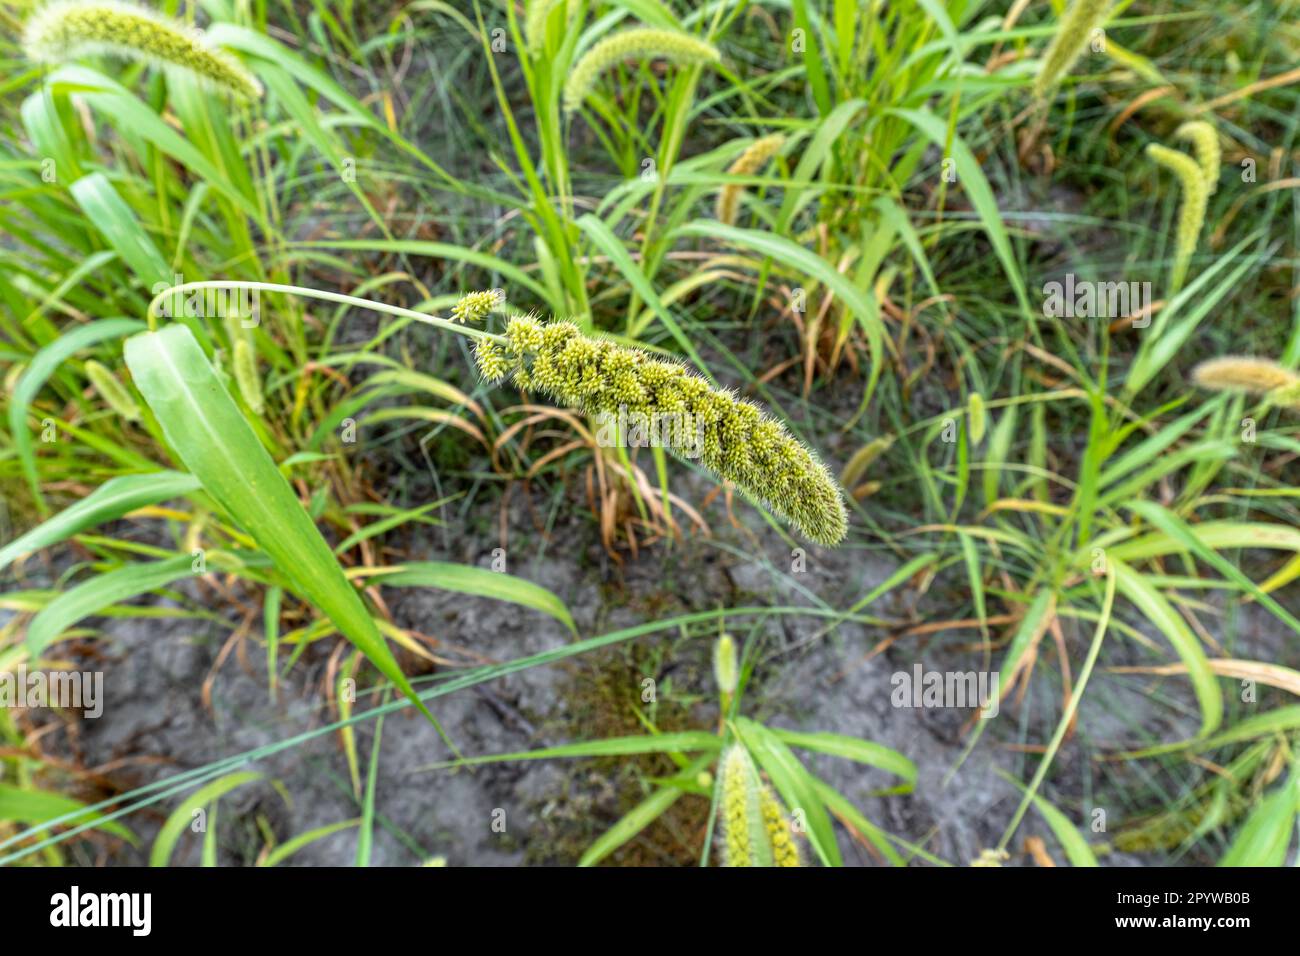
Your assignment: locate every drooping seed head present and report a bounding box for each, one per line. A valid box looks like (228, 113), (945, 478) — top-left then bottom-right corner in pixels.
(475, 314), (849, 546)
(1146, 143), (1208, 295)
(1175, 120), (1221, 194)
(1033, 0), (1117, 99)
(563, 27), (720, 113)
(24, 0), (263, 100)
(716, 133), (786, 226)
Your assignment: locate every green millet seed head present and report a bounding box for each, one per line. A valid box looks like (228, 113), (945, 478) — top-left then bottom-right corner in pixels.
(1033, 0), (1116, 100)
(24, 1), (263, 100)
(1146, 143), (1208, 295)
(713, 634), (738, 696)
(716, 133), (786, 226)
(84, 359), (140, 421)
(563, 27), (720, 113)
(451, 289), (504, 324)
(1175, 120), (1221, 194)
(1192, 357), (1300, 396)
(476, 314), (848, 546)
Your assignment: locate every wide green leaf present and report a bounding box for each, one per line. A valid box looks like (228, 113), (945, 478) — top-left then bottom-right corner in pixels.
(123, 324), (436, 724)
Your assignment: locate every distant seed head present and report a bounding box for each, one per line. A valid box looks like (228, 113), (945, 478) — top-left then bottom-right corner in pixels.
(564, 27), (720, 113)
(1147, 143), (1208, 295)
(1175, 120), (1221, 194)
(716, 133), (786, 226)
(475, 314), (848, 546)
(84, 359), (140, 421)
(24, 1), (263, 100)
(1192, 357), (1300, 398)
(713, 634), (738, 695)
(1033, 0), (1116, 99)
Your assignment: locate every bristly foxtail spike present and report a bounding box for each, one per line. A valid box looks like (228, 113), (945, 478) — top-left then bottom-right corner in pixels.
(23, 0), (263, 100)
(477, 313), (849, 547)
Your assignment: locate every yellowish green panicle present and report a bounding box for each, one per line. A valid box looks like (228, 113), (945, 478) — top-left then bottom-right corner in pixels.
(451, 289), (504, 324)
(760, 786), (801, 867)
(474, 314), (849, 546)
(563, 27), (720, 112)
(24, 1), (262, 100)
(716, 133), (786, 226)
(1033, 0), (1116, 99)
(1175, 120), (1221, 194)
(1192, 356), (1300, 408)
(1146, 143), (1208, 295)
(84, 359), (140, 421)
(719, 745), (771, 867)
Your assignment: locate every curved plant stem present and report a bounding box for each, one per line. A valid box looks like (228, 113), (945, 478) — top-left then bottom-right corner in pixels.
(145, 280), (506, 344)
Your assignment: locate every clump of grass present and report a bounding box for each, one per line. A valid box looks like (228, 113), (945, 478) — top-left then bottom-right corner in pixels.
(23, 0), (262, 100)
(1175, 120), (1222, 194)
(718, 745), (800, 867)
(563, 27), (720, 112)
(1033, 0), (1116, 99)
(1192, 356), (1300, 408)
(475, 313), (848, 546)
(1146, 143), (1209, 294)
(716, 134), (785, 226)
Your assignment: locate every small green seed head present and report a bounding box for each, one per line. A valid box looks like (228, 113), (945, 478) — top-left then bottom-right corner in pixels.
(84, 359), (140, 421)
(713, 634), (738, 695)
(1175, 120), (1221, 194)
(1033, 0), (1117, 99)
(451, 289), (504, 324)
(1147, 142), (1208, 295)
